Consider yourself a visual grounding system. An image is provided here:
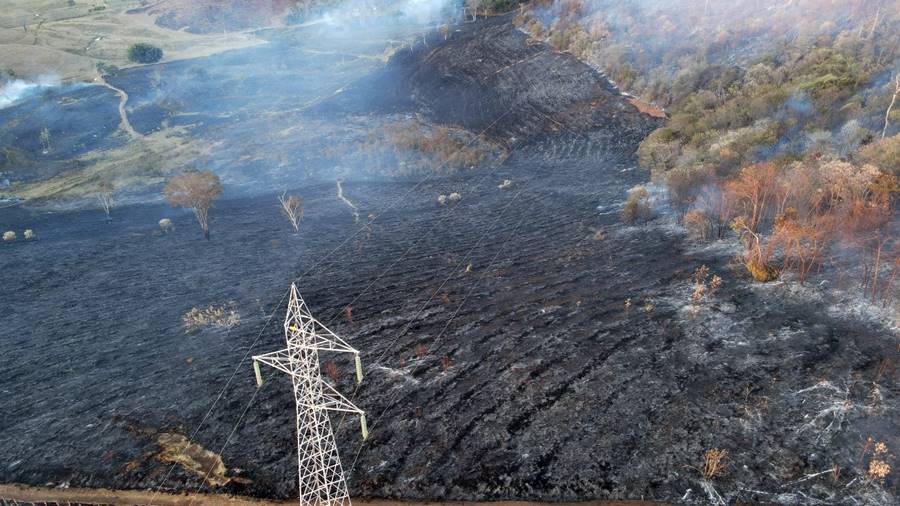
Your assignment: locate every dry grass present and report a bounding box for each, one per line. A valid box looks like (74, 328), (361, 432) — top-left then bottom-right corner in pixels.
(389, 121), (496, 173)
(626, 97), (666, 119)
(700, 448), (728, 480)
(0, 1), (262, 81)
(155, 432), (232, 487)
(182, 303), (240, 333)
(1, 127), (212, 203)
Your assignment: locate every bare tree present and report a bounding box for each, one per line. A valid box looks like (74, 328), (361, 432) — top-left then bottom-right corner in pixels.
(163, 170), (223, 240)
(278, 191), (304, 233)
(882, 73), (899, 139)
(465, 0), (481, 21)
(96, 181), (114, 219)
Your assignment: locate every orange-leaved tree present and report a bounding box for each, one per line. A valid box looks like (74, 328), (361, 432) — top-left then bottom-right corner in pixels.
(163, 169), (223, 240)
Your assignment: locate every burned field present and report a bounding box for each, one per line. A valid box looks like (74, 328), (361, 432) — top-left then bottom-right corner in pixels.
(1, 12), (898, 506)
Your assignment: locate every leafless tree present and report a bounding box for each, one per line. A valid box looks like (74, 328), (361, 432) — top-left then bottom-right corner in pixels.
(278, 191), (304, 233)
(96, 181), (114, 219)
(465, 0), (481, 21)
(882, 73), (899, 139)
(163, 169), (222, 240)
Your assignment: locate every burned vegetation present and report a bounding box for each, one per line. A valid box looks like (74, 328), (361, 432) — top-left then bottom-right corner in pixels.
(0, 2), (898, 506)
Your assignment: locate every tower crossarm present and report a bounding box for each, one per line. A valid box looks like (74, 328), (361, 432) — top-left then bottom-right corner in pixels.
(312, 381), (364, 414)
(287, 321), (359, 355)
(252, 349), (293, 377)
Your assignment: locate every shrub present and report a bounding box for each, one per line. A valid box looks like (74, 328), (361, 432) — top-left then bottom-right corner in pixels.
(683, 209), (712, 241)
(182, 303), (240, 333)
(857, 134), (900, 176)
(621, 186), (651, 224)
(448, 192), (462, 203)
(127, 43), (163, 64)
(2, 231), (15, 241)
(700, 448), (728, 480)
(159, 218), (173, 232)
(23, 229), (35, 240)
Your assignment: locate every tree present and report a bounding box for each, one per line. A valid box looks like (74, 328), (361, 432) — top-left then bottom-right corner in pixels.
(127, 43), (163, 64)
(465, 0), (482, 21)
(96, 181), (114, 219)
(723, 162), (779, 233)
(621, 186), (652, 224)
(882, 73), (899, 139)
(278, 191), (304, 233)
(163, 170), (222, 240)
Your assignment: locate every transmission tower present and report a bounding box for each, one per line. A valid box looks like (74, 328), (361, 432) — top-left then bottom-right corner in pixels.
(252, 283), (367, 506)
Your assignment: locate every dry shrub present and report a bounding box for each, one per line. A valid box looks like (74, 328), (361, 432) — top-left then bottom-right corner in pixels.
(732, 216), (780, 281)
(857, 134), (900, 176)
(684, 209), (712, 241)
(390, 122), (492, 172)
(701, 448), (728, 480)
(183, 303), (240, 333)
(621, 186), (651, 224)
(862, 440), (892, 485)
(691, 265), (722, 304)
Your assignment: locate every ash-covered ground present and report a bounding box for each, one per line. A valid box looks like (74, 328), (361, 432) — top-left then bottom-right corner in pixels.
(1, 14), (897, 506)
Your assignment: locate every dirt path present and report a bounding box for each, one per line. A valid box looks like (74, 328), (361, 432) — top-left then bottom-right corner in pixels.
(0, 484), (666, 506)
(97, 78), (142, 139)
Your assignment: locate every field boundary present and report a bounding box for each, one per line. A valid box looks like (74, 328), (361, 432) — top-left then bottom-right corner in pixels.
(0, 484), (666, 506)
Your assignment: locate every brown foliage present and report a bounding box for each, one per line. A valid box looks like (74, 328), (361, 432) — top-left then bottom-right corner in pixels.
(723, 162), (779, 233)
(621, 186), (651, 224)
(389, 122), (492, 172)
(858, 134), (900, 176)
(683, 209), (712, 241)
(163, 170), (223, 240)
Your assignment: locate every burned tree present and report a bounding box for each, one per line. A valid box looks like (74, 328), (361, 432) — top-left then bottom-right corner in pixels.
(163, 170), (222, 240)
(95, 181), (114, 219)
(278, 191), (304, 233)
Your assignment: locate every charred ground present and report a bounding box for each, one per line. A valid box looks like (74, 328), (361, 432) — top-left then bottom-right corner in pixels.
(1, 12), (897, 506)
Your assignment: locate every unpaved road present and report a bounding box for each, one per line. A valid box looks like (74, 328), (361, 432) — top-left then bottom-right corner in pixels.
(0, 484), (664, 506)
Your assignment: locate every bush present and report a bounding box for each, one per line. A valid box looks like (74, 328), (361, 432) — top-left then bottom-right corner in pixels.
(183, 303), (239, 333)
(23, 229), (35, 240)
(159, 218), (173, 232)
(683, 209), (712, 241)
(2, 231), (15, 241)
(857, 134), (900, 176)
(127, 43), (163, 64)
(621, 186), (651, 224)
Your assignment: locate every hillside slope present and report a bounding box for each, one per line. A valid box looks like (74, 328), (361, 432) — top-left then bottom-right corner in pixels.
(321, 15), (657, 142)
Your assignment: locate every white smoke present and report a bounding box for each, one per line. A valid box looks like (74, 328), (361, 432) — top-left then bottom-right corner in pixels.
(0, 75), (60, 109)
(313, 0), (455, 28)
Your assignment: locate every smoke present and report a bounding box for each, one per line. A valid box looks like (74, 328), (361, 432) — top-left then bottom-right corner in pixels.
(0, 75), (60, 109)
(297, 0), (457, 29)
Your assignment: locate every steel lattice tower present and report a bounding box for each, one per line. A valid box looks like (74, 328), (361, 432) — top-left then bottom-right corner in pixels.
(252, 283), (367, 506)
